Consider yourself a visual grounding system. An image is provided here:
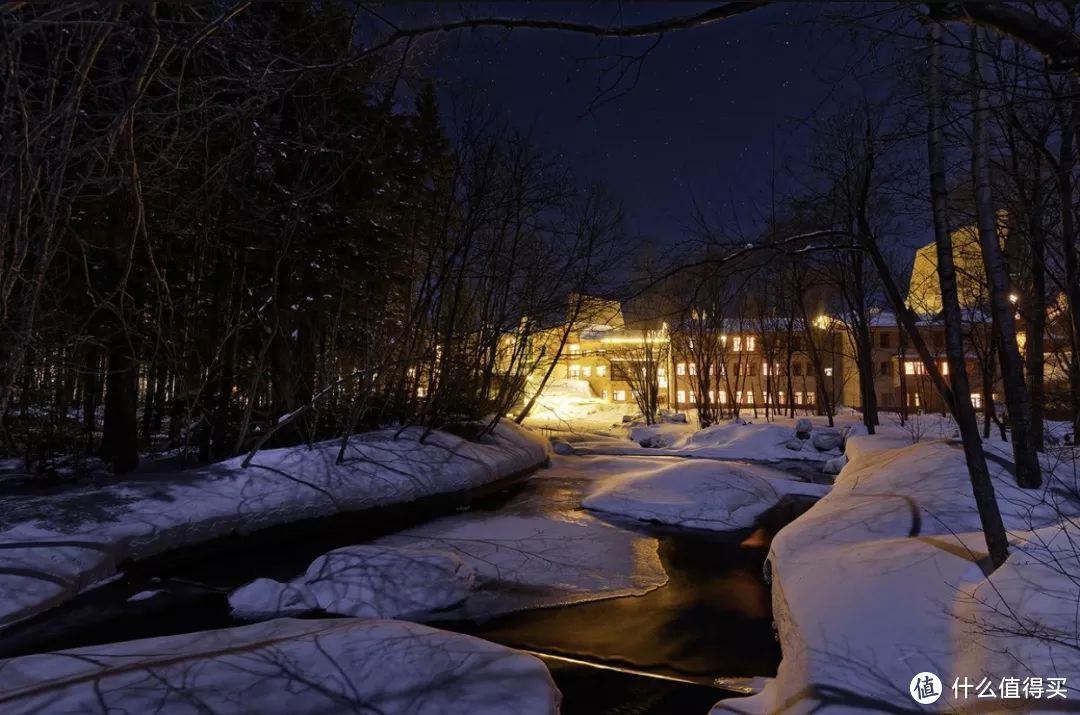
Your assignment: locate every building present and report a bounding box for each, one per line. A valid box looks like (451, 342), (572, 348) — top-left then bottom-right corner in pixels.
(514, 217), (1070, 421)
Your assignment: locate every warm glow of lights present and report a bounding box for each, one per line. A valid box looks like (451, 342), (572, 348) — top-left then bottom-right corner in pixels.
(1008, 293), (1019, 304)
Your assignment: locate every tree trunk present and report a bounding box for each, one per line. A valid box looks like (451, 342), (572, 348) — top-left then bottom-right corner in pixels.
(930, 22), (1008, 568)
(971, 28), (1041, 488)
(99, 331), (139, 473)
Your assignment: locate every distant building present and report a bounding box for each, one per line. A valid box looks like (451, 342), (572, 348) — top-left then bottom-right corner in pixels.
(512, 217), (1069, 420)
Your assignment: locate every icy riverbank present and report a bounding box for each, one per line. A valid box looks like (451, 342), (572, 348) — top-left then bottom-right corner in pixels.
(0, 422), (548, 630)
(0, 618), (561, 714)
(713, 427), (1080, 713)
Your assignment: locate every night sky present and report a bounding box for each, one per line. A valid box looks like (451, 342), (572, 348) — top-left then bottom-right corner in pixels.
(384, 2), (913, 249)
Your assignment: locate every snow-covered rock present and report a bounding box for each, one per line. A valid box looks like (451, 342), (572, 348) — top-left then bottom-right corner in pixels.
(629, 424), (679, 448)
(822, 454), (847, 475)
(0, 618), (561, 714)
(582, 460), (829, 532)
(551, 439), (575, 455)
(794, 418), (813, 437)
(576, 419), (849, 463)
(810, 429), (842, 452)
(784, 438), (805, 452)
(229, 546), (475, 621)
(303, 546), (475, 618)
(229, 578), (321, 619)
(0, 421), (548, 630)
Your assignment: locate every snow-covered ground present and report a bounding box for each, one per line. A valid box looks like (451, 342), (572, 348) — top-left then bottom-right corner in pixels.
(0, 618), (561, 714)
(572, 415), (864, 463)
(713, 421), (1080, 713)
(582, 459), (829, 531)
(0, 422), (548, 630)
(518, 379), (637, 434)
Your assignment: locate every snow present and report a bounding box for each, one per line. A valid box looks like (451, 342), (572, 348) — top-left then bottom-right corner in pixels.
(373, 510), (668, 619)
(519, 378), (638, 432)
(576, 416), (861, 462)
(0, 618), (561, 714)
(582, 459), (828, 531)
(0, 422), (548, 630)
(229, 545), (475, 620)
(712, 426), (1080, 713)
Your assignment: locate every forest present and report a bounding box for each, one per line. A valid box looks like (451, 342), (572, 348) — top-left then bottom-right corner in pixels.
(0, 3), (623, 475)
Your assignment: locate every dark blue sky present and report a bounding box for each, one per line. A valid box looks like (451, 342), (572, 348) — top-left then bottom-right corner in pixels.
(385, 2), (910, 247)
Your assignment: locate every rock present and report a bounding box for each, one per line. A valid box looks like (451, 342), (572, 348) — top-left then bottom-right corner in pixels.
(824, 454), (848, 475)
(795, 418), (813, 439)
(229, 546), (476, 621)
(812, 429), (843, 452)
(551, 439), (575, 455)
(629, 425), (675, 448)
(784, 438), (805, 452)
(303, 546), (475, 619)
(229, 578), (319, 620)
(663, 412), (688, 423)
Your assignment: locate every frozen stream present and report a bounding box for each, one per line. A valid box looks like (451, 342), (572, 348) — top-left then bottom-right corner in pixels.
(0, 451), (821, 713)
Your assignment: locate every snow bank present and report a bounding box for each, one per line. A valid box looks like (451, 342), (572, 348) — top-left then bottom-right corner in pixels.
(229, 545), (475, 620)
(0, 618), (561, 714)
(0, 421), (548, 629)
(582, 460), (828, 531)
(578, 417), (859, 462)
(374, 512), (668, 618)
(713, 434), (1080, 713)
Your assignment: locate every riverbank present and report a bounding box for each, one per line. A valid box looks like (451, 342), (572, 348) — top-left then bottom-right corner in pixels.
(713, 426), (1080, 712)
(0, 422), (549, 630)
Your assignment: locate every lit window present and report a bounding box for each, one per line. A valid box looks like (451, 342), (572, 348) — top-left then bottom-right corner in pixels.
(602, 389), (609, 400)
(569, 344), (581, 355)
(708, 389), (715, 402)
(905, 361), (916, 376)
(677, 390), (686, 404)
(733, 337), (742, 352)
(582, 366), (592, 377)
(824, 367), (833, 377)
(596, 365), (607, 377)
(719, 390), (727, 404)
(676, 363), (686, 376)
(736, 390), (743, 403)
(614, 389), (626, 401)
(746, 336), (756, 351)
(689, 391), (696, 403)
(971, 393), (982, 408)
(659, 376), (668, 388)
(940, 361), (949, 375)
(569, 364), (580, 377)
(779, 391), (785, 404)
(806, 391), (815, 404)
(657, 367), (666, 377)
(746, 391), (755, 404)
(689, 363), (697, 376)
(795, 391), (803, 405)
(417, 386), (427, 398)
